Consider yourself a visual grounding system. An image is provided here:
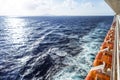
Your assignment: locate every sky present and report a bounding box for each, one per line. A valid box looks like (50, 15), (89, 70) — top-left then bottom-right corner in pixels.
(0, 0), (115, 16)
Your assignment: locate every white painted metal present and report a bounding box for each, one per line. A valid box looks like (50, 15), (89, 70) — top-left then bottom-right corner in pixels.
(117, 15), (120, 80)
(104, 1), (120, 80)
(105, 0), (120, 14)
(111, 15), (120, 80)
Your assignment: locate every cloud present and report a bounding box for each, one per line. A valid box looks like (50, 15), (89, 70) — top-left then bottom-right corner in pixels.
(0, 0), (53, 16)
(62, 0), (78, 9)
(0, 0), (114, 16)
(0, 0), (28, 16)
(50, 0), (95, 15)
(80, 2), (94, 8)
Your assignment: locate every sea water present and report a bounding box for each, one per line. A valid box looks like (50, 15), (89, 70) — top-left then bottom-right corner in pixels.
(0, 16), (113, 80)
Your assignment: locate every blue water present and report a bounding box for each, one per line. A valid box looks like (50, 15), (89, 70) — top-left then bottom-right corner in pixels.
(0, 16), (113, 80)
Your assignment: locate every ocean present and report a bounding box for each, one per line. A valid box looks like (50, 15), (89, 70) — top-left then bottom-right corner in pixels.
(0, 16), (113, 80)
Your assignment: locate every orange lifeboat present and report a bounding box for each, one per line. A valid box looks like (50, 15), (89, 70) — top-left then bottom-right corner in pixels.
(106, 31), (115, 38)
(104, 30), (115, 41)
(85, 20), (115, 80)
(93, 54), (112, 69)
(111, 21), (116, 28)
(104, 35), (114, 42)
(100, 40), (114, 50)
(85, 70), (110, 80)
(95, 50), (112, 60)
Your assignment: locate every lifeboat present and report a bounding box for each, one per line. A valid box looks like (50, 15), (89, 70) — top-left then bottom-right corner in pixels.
(85, 70), (110, 80)
(104, 35), (114, 42)
(100, 40), (114, 50)
(93, 54), (112, 70)
(85, 20), (115, 80)
(85, 0), (120, 79)
(93, 50), (112, 68)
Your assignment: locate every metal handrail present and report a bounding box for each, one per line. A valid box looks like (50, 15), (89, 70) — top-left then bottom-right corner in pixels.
(117, 15), (120, 80)
(111, 15), (120, 80)
(116, 15), (120, 80)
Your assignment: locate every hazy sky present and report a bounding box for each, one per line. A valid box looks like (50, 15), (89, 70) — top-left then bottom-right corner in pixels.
(0, 0), (115, 16)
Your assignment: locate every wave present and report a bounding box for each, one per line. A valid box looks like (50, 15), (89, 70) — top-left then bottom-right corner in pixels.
(52, 22), (110, 80)
(0, 16), (112, 80)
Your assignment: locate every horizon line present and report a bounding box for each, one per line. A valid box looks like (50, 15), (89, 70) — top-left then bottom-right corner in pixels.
(0, 15), (114, 17)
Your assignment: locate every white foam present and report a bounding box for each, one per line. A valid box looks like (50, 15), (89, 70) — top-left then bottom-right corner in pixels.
(17, 56), (31, 64)
(53, 25), (106, 80)
(50, 48), (67, 57)
(26, 24), (61, 52)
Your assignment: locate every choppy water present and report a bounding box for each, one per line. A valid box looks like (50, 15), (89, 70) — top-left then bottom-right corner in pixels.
(0, 16), (113, 80)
